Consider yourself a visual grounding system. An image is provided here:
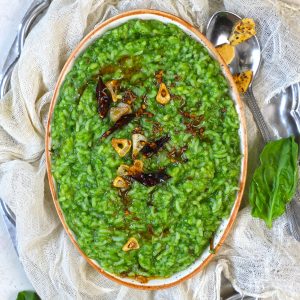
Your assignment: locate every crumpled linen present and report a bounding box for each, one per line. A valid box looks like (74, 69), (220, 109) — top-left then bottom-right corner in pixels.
(0, 0), (300, 299)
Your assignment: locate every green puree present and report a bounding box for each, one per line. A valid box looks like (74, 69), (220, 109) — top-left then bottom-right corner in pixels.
(51, 20), (241, 278)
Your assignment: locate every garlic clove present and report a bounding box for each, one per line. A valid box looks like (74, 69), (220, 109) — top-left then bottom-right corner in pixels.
(132, 160), (143, 173)
(113, 176), (130, 189)
(105, 80), (120, 102)
(156, 83), (171, 105)
(122, 237), (140, 251)
(132, 134), (147, 159)
(110, 103), (132, 122)
(111, 138), (131, 157)
(117, 160), (143, 177)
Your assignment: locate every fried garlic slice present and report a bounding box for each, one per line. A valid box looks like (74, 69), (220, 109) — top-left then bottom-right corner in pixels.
(156, 83), (171, 105)
(122, 237), (140, 251)
(111, 138), (131, 157)
(113, 176), (130, 189)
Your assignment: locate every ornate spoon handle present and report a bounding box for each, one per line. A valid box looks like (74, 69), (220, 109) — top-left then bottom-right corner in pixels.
(245, 87), (272, 143)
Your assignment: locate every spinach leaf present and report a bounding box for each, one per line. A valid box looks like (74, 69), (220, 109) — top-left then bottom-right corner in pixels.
(249, 136), (298, 228)
(16, 291), (40, 300)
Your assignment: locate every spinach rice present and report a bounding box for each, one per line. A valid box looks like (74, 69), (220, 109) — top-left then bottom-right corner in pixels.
(51, 19), (241, 279)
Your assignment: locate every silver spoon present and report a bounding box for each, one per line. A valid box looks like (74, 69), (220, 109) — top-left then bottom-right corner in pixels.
(206, 11), (272, 142)
(206, 11), (300, 241)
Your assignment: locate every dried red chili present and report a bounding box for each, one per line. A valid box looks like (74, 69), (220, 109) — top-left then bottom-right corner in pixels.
(96, 77), (112, 119)
(101, 113), (135, 139)
(140, 135), (170, 158)
(129, 170), (171, 187)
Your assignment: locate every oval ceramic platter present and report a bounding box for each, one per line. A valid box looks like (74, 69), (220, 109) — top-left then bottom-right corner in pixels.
(45, 10), (248, 289)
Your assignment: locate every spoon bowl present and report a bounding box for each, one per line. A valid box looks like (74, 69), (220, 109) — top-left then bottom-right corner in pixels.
(206, 11), (272, 142)
(206, 11), (261, 87)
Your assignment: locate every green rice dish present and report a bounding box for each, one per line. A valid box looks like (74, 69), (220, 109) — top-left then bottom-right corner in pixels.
(51, 19), (241, 279)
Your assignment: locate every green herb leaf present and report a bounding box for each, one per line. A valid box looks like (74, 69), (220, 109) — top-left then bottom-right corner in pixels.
(16, 291), (40, 300)
(249, 137), (298, 228)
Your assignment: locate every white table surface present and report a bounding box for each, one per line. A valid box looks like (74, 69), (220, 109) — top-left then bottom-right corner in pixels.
(0, 2), (35, 299)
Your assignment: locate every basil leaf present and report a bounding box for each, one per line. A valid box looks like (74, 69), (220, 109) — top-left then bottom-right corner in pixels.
(249, 137), (298, 228)
(16, 291), (40, 300)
